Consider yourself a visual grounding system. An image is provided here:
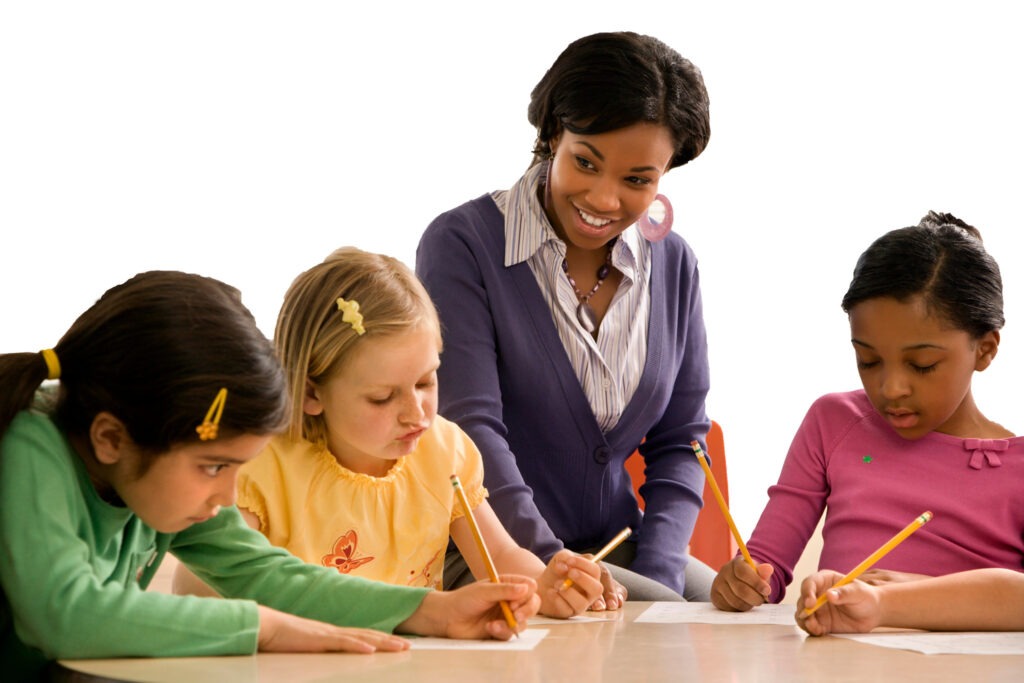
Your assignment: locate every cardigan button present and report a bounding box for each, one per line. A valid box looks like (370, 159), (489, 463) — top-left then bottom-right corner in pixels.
(593, 446), (610, 464)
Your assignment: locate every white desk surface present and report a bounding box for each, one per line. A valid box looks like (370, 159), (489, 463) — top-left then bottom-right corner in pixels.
(58, 601), (1024, 682)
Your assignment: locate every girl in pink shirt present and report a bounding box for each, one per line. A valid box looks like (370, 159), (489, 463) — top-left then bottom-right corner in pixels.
(713, 212), (1024, 611)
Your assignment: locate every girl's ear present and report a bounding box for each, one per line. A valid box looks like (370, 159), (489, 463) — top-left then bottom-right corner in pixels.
(89, 412), (132, 465)
(303, 378), (324, 416)
(975, 330), (1000, 371)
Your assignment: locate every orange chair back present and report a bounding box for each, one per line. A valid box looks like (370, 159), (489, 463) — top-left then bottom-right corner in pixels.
(623, 420), (737, 570)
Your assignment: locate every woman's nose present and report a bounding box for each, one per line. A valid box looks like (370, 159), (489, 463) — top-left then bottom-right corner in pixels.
(586, 176), (620, 214)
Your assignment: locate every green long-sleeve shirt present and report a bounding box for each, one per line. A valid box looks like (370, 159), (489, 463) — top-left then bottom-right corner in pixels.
(0, 408), (430, 680)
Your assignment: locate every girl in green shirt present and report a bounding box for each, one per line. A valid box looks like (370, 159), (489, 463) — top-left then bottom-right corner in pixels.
(0, 271), (539, 681)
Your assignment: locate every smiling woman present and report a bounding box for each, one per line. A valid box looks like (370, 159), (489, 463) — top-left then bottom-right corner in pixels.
(416, 31), (716, 605)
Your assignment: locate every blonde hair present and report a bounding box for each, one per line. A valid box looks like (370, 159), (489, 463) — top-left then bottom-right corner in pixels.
(275, 246), (441, 444)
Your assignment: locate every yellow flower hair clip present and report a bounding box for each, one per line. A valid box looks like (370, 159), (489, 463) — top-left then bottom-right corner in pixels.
(196, 387), (228, 441)
(336, 297), (366, 335)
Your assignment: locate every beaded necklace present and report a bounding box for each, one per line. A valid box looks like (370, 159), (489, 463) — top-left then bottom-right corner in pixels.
(562, 237), (616, 333)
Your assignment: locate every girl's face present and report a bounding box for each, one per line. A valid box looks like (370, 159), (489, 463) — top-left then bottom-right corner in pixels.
(849, 295), (998, 440)
(305, 325), (439, 476)
(109, 433), (272, 533)
(545, 122), (675, 251)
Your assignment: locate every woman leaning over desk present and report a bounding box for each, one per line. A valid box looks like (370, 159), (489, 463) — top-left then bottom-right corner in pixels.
(416, 31), (715, 606)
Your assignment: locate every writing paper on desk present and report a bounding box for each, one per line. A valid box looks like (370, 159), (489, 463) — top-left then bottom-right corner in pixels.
(636, 602), (796, 626)
(832, 631), (1024, 656)
(528, 613), (621, 625)
(407, 629), (548, 651)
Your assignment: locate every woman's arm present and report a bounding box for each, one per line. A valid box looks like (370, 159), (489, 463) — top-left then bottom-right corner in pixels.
(627, 261), (710, 595)
(417, 213), (564, 561)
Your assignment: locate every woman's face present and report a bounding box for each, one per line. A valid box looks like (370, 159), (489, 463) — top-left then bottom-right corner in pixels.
(545, 122), (675, 251)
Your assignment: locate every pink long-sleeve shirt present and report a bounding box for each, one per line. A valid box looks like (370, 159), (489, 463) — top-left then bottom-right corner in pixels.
(747, 390), (1024, 602)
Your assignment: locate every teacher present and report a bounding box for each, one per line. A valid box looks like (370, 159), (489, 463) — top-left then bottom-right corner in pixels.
(416, 31), (713, 605)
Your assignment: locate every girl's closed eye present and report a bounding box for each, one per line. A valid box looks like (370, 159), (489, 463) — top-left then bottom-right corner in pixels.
(368, 393), (393, 405)
(910, 362), (938, 374)
(856, 358), (879, 370)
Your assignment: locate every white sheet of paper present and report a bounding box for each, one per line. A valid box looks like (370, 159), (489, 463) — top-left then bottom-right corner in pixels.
(406, 628), (548, 650)
(635, 602), (798, 626)
(832, 631), (1024, 655)
(527, 613), (621, 625)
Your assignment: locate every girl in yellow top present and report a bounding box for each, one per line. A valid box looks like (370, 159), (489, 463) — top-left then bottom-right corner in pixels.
(176, 247), (602, 617)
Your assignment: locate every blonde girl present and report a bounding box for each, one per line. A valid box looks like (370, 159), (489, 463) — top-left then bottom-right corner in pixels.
(175, 248), (601, 617)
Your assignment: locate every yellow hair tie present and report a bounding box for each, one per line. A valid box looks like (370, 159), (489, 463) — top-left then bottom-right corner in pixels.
(336, 297), (366, 335)
(196, 387), (228, 441)
(40, 349), (61, 380)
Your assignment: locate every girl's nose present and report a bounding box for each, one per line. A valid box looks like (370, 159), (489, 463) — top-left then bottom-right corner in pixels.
(880, 371), (911, 400)
(400, 395), (426, 424)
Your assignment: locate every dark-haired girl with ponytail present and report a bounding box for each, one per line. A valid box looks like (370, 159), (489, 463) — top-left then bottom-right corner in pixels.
(712, 213), (1024, 618)
(417, 32), (715, 605)
(0, 271), (538, 681)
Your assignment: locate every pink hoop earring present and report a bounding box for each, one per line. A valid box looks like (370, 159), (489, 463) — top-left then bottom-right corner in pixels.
(637, 194), (674, 242)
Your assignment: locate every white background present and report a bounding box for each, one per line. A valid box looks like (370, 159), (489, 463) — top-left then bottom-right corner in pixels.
(2, 1), (1022, 536)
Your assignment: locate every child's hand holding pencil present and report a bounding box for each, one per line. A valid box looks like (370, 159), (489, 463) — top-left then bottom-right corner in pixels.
(537, 549), (604, 618)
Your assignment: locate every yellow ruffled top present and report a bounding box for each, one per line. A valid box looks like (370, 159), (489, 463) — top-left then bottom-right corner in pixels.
(238, 415), (487, 589)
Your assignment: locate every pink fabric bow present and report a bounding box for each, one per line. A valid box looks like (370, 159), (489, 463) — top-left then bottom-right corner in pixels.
(963, 438), (1008, 470)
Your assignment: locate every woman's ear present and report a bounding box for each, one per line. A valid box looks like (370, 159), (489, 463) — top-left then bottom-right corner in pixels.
(89, 412), (132, 465)
(975, 330), (1000, 371)
(303, 378), (324, 416)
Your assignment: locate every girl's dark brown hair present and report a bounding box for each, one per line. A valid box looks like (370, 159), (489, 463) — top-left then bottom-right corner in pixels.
(0, 271), (288, 457)
(841, 212), (1004, 338)
(528, 31), (711, 169)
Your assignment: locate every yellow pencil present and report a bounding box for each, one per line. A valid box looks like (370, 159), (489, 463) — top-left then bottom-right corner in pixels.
(560, 526), (632, 591)
(691, 441), (756, 570)
(450, 474), (519, 634)
(802, 511), (933, 617)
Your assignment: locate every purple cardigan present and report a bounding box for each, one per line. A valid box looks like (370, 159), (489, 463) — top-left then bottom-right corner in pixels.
(416, 195), (710, 593)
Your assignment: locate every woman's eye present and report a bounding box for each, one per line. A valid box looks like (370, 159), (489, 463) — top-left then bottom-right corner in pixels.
(626, 175), (652, 186)
(575, 156), (595, 170)
(203, 464), (227, 477)
(368, 395), (392, 405)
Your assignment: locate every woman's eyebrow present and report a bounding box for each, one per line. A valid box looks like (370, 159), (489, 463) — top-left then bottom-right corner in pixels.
(574, 140), (660, 172)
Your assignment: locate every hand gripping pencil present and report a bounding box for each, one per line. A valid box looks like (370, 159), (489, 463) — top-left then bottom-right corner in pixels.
(450, 475), (519, 634)
(690, 441), (757, 570)
(559, 526), (632, 591)
(802, 511), (933, 617)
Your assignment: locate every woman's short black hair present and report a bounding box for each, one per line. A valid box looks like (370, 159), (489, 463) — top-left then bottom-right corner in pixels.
(841, 212), (1004, 338)
(528, 31), (710, 169)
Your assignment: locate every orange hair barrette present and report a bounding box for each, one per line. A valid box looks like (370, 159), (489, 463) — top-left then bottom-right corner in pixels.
(196, 387), (228, 441)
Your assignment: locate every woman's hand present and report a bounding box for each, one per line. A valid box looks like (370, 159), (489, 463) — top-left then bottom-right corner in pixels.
(795, 570), (882, 636)
(710, 556), (773, 611)
(398, 574), (540, 640)
(588, 562), (627, 611)
(536, 549), (603, 617)
(256, 606), (409, 653)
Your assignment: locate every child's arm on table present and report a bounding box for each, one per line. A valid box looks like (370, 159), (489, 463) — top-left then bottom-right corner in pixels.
(172, 507), (263, 598)
(450, 500), (603, 618)
(711, 556), (774, 611)
(796, 568), (1024, 635)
